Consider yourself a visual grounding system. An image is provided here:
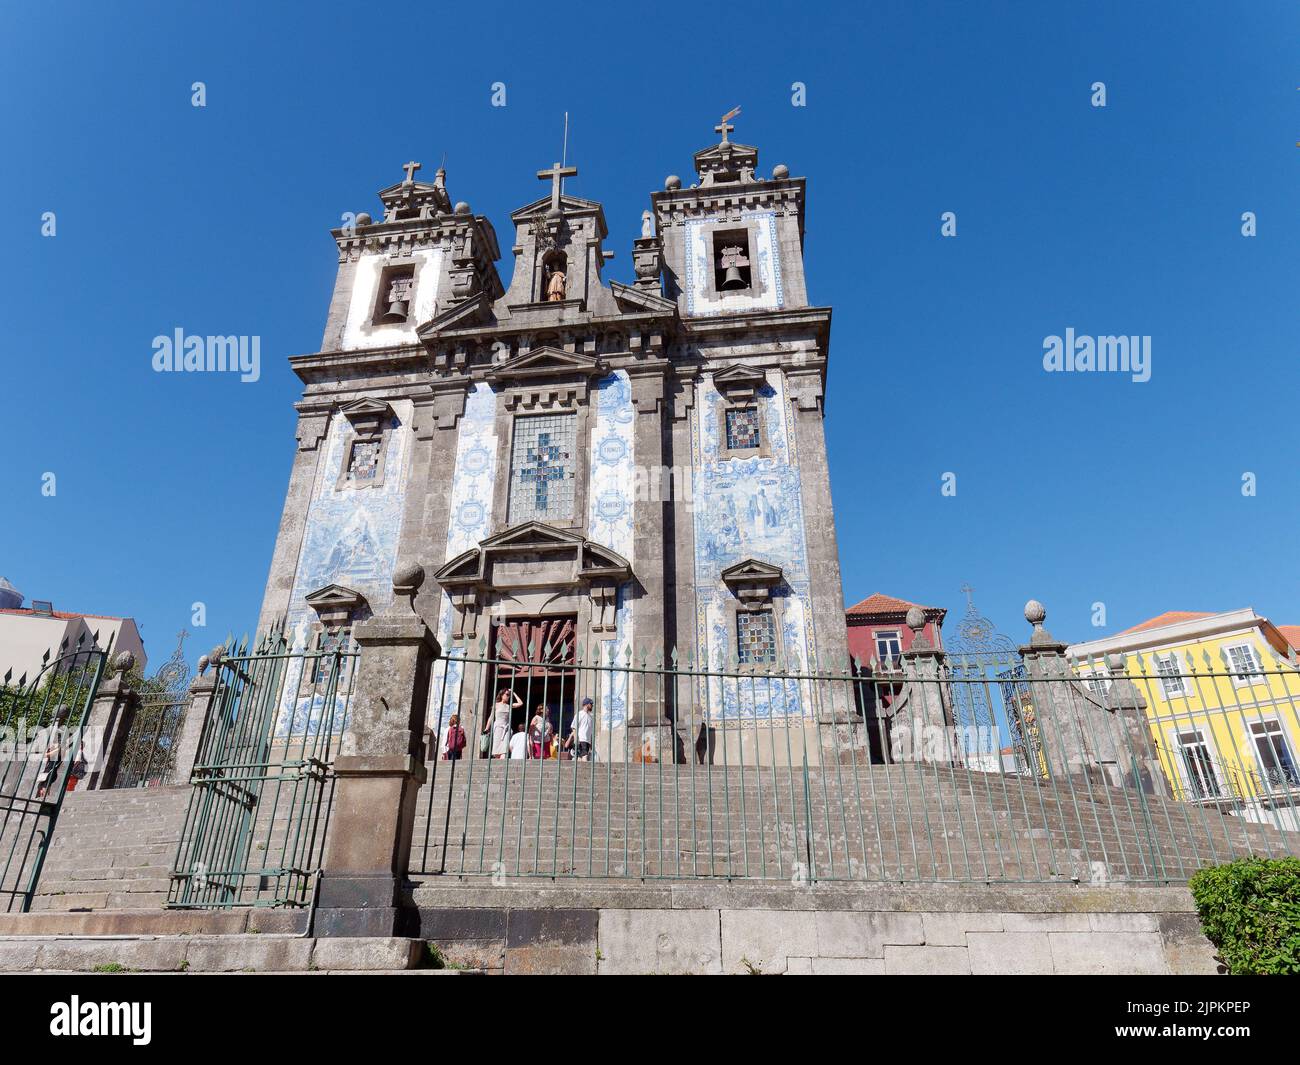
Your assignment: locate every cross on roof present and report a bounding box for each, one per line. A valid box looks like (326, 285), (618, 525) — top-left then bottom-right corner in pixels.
(401, 160), (422, 185)
(716, 106), (741, 145)
(960, 583), (975, 608)
(536, 161), (577, 212)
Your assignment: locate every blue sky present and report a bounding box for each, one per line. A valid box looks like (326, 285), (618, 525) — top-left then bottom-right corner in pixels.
(1, 0), (1296, 667)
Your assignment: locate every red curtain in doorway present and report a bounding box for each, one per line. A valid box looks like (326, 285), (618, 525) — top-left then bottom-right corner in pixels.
(492, 618), (577, 677)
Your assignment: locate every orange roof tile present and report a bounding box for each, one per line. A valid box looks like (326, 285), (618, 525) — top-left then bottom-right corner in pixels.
(846, 593), (944, 618)
(1276, 625), (1300, 652)
(1118, 611), (1215, 635)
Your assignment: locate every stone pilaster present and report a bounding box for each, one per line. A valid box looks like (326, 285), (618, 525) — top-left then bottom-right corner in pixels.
(82, 651), (139, 790)
(625, 364), (681, 762)
(315, 564), (440, 937)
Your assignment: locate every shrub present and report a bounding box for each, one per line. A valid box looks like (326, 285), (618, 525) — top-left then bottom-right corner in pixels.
(1189, 857), (1300, 974)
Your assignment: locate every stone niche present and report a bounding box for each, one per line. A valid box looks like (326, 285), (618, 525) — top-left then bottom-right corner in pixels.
(433, 521), (631, 644)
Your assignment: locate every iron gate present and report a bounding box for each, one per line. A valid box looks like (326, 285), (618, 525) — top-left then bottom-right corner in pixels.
(168, 627), (354, 909)
(0, 634), (110, 912)
(111, 630), (192, 789)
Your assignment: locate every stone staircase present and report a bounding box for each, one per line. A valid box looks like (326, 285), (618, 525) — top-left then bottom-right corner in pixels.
(409, 759), (1300, 884)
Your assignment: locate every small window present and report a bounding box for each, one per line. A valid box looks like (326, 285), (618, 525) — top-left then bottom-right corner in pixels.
(1250, 720), (1299, 788)
(713, 228), (752, 292)
(1154, 655), (1187, 698)
(737, 609), (777, 666)
(874, 630), (902, 667)
(1176, 730), (1221, 799)
(724, 406), (761, 452)
(1225, 643), (1262, 682)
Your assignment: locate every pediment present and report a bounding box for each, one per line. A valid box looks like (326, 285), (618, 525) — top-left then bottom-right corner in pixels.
(485, 346), (607, 387)
(338, 397), (392, 418)
(418, 292), (494, 337)
(480, 521), (584, 550)
(609, 280), (677, 315)
(721, 558), (784, 586)
(434, 548), (484, 586)
(303, 583), (368, 609)
(712, 363), (770, 402)
(432, 523), (631, 591)
(511, 194), (604, 222)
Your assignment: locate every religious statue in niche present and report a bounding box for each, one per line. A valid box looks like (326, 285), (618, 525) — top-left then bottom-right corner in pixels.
(545, 262), (567, 302)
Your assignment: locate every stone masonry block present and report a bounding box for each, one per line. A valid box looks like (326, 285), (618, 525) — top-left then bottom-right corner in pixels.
(883, 944), (972, 975)
(598, 908), (722, 975)
(921, 911), (1005, 945)
(966, 932), (1054, 975)
(721, 909), (817, 974)
(814, 911), (924, 958)
(1048, 931), (1169, 975)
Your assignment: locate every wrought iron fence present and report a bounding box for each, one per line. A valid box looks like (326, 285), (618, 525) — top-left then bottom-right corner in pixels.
(167, 627), (354, 909)
(111, 629), (192, 790)
(411, 638), (1300, 885)
(0, 634), (110, 911)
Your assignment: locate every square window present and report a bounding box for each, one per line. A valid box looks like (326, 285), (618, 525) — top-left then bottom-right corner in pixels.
(1154, 655), (1187, 697)
(507, 414), (576, 524)
(737, 609), (777, 666)
(1226, 643), (1261, 681)
(725, 406), (761, 452)
(874, 630), (902, 666)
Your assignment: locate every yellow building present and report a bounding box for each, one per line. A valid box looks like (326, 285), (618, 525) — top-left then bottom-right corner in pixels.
(1068, 609), (1300, 831)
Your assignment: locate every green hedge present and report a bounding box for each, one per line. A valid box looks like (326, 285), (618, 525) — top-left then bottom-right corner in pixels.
(1189, 857), (1300, 974)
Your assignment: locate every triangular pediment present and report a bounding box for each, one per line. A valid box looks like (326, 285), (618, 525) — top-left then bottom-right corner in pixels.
(713, 364), (768, 388)
(303, 583), (368, 609)
(609, 280), (677, 315)
(511, 194), (604, 222)
(338, 397), (392, 417)
(485, 346), (606, 386)
(721, 558), (784, 584)
(419, 292), (494, 338)
(480, 521), (584, 550)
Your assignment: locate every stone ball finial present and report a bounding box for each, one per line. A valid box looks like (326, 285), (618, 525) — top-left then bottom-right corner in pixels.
(393, 563), (425, 594)
(905, 606), (926, 632)
(1024, 600), (1046, 627)
(664, 175), (681, 191)
(772, 163), (790, 180)
(111, 650), (136, 675)
(1105, 652), (1124, 673)
(208, 645), (226, 668)
(197, 654), (210, 676)
(354, 212), (372, 227)
(454, 201), (471, 215)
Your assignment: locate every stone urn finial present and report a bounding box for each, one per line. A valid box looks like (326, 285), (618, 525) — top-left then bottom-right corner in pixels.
(111, 650), (136, 676)
(1024, 599), (1060, 649)
(392, 563), (425, 614)
(905, 606), (926, 633)
(197, 654), (210, 677)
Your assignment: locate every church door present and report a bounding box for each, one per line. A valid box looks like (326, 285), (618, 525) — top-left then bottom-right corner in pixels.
(487, 617), (577, 747)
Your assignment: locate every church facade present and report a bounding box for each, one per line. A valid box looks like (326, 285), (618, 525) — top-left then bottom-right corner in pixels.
(257, 124), (849, 761)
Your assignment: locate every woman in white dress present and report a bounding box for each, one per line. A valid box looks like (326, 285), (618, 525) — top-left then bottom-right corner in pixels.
(489, 688), (521, 758)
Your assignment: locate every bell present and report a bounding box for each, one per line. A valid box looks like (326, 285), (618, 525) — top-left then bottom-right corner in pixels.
(721, 264), (746, 290)
(379, 297), (410, 323)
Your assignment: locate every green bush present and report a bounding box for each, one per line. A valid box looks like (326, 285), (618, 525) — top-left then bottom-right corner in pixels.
(1189, 857), (1300, 974)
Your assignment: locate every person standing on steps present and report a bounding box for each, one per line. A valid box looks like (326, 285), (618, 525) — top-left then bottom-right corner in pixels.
(488, 688), (522, 758)
(566, 696), (595, 761)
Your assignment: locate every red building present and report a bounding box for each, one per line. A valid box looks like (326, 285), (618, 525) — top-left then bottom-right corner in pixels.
(845, 593), (947, 762)
(845, 592), (946, 667)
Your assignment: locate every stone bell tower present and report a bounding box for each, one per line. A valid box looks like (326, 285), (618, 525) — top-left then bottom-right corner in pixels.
(258, 120), (851, 763)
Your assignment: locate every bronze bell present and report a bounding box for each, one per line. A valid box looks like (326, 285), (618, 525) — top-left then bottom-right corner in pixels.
(718, 245), (749, 290)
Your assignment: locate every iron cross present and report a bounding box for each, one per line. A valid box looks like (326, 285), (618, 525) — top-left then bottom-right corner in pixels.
(401, 160), (422, 184)
(715, 106), (741, 144)
(537, 161), (577, 211)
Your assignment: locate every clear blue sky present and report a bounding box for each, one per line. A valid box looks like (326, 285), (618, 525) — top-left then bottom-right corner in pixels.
(1, 0), (1296, 668)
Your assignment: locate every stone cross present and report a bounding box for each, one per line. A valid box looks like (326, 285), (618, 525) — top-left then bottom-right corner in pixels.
(401, 160), (422, 185)
(715, 106), (741, 144)
(537, 161), (577, 211)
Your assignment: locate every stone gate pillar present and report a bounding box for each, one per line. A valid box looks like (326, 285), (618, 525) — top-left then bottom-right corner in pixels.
(895, 608), (954, 765)
(168, 656), (219, 786)
(82, 651), (138, 790)
(315, 563), (440, 937)
(1100, 653), (1168, 797)
(1019, 601), (1096, 782)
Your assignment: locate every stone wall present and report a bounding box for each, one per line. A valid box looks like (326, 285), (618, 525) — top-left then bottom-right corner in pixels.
(409, 881), (1218, 975)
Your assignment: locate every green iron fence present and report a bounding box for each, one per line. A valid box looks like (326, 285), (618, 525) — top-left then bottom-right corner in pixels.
(411, 639), (1300, 885)
(167, 627), (355, 909)
(0, 634), (110, 912)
